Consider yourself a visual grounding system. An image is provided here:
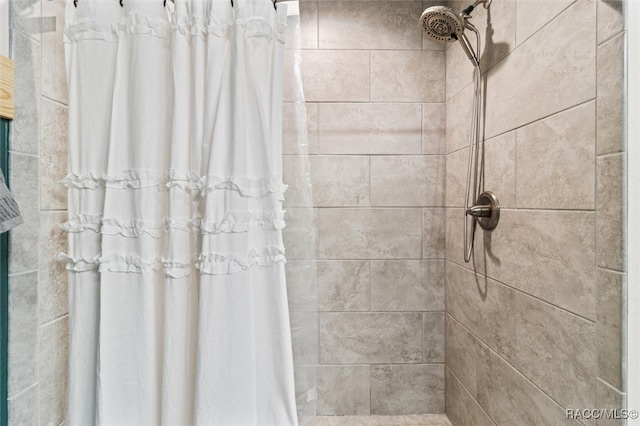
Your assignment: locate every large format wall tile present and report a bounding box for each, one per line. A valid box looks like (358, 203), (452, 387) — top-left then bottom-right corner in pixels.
(597, 268), (623, 390)
(371, 50), (445, 102)
(7, 272), (38, 397)
(8, 153), (40, 274)
(445, 83), (473, 154)
(291, 312), (319, 365)
(39, 316), (69, 426)
(371, 364), (445, 414)
(445, 147), (467, 208)
(445, 368), (495, 426)
(38, 211), (68, 325)
(299, 1), (319, 49)
(42, 0), (68, 103)
(41, 98), (68, 210)
(317, 208), (422, 259)
(597, 0), (624, 44)
(318, 260), (370, 312)
(515, 0), (576, 46)
(597, 154), (624, 271)
(310, 156), (369, 207)
(422, 103), (446, 154)
(445, 314), (481, 397)
(370, 260), (444, 311)
(285, 260), (318, 312)
(320, 313), (423, 363)
(486, 209), (596, 319)
(596, 33), (624, 155)
(12, 0), (42, 41)
(12, 32), (41, 155)
(445, 39), (475, 102)
(283, 208), (318, 260)
(319, 1), (422, 50)
(301, 50), (370, 102)
(446, 263), (516, 361)
(8, 384), (37, 426)
(483, 131), (516, 208)
(596, 378), (625, 426)
(424, 312), (445, 363)
(318, 103), (422, 155)
(422, 208), (445, 259)
(283, 102), (318, 155)
(476, 345), (580, 426)
(484, 0), (595, 138)
(318, 365), (370, 415)
(515, 101), (595, 210)
(370, 156), (444, 207)
(515, 292), (596, 410)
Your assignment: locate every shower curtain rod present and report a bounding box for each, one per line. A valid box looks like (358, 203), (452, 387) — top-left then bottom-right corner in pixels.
(73, 0), (279, 9)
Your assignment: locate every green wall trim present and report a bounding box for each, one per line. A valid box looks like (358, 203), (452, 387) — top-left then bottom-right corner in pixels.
(0, 118), (10, 426)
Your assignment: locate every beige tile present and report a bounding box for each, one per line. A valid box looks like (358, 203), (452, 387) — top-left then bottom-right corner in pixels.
(371, 156), (444, 207)
(446, 263), (516, 361)
(39, 316), (69, 426)
(483, 131), (516, 208)
(318, 260), (370, 311)
(515, 292), (596, 410)
(445, 367), (495, 426)
(319, 103), (422, 155)
(319, 1), (422, 50)
(597, 0), (624, 45)
(7, 272), (38, 397)
(41, 98), (69, 210)
(445, 40), (475, 102)
(371, 365), (444, 414)
(39, 211), (68, 325)
(300, 1), (319, 49)
(445, 83), (473, 154)
(516, 101), (596, 210)
(597, 33), (624, 155)
(596, 378), (626, 426)
(597, 154), (624, 271)
(8, 153), (40, 274)
(284, 154), (313, 207)
(42, 0), (68, 103)
(283, 102), (319, 155)
(445, 147), (467, 208)
(311, 156), (369, 206)
(11, 31), (41, 155)
(484, 0), (595, 138)
(371, 51), (445, 102)
(318, 365), (370, 415)
(370, 260), (444, 311)
(445, 314), (480, 397)
(422, 104), (446, 154)
(286, 260), (319, 312)
(423, 312), (445, 363)
(283, 207), (318, 260)
(476, 344), (580, 426)
(445, 208), (486, 272)
(515, 0), (576, 46)
(597, 269), (623, 390)
(422, 208), (445, 259)
(8, 384), (38, 426)
(317, 208), (422, 259)
(291, 312), (320, 364)
(486, 209), (596, 319)
(302, 50), (370, 102)
(320, 312), (423, 363)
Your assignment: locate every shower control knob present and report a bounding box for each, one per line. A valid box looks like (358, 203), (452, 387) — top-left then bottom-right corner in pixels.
(465, 191), (500, 231)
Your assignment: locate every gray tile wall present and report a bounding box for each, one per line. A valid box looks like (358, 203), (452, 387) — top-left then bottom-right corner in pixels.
(444, 0), (626, 424)
(295, 0), (447, 415)
(7, 0), (69, 424)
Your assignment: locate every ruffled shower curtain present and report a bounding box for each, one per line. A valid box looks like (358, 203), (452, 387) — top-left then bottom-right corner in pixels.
(62, 0), (314, 424)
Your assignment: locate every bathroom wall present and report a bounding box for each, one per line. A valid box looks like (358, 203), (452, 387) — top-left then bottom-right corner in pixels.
(444, 0), (626, 424)
(6, 0), (69, 423)
(288, 0), (448, 415)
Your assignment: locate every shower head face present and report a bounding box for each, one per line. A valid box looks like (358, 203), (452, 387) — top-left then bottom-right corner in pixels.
(420, 5), (464, 42)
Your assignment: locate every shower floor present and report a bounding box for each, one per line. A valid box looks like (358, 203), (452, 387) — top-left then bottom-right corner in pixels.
(310, 414), (452, 425)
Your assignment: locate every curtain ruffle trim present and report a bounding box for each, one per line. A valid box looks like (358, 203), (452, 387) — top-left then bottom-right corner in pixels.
(59, 246), (285, 276)
(61, 211), (286, 237)
(65, 11), (286, 43)
(61, 170), (288, 198)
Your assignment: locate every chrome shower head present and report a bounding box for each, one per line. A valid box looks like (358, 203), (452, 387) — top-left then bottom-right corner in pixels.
(419, 4), (480, 66)
(419, 5), (464, 42)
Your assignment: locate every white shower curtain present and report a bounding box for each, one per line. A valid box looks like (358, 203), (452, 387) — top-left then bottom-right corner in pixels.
(62, 0), (299, 424)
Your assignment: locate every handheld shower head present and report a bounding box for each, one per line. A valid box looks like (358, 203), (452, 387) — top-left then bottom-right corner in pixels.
(420, 5), (480, 66)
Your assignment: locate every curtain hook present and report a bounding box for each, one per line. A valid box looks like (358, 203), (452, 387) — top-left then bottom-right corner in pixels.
(273, 0), (277, 9)
(230, 0), (233, 7)
(120, 0), (123, 6)
(73, 0), (77, 7)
